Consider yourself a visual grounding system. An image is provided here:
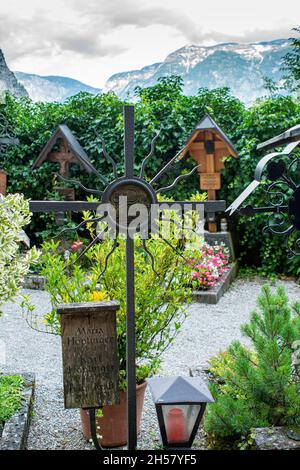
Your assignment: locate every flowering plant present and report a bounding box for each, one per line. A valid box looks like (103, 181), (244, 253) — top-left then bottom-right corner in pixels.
(22, 236), (192, 388)
(0, 193), (39, 311)
(189, 242), (229, 290)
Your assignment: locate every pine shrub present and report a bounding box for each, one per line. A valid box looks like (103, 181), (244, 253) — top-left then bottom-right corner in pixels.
(204, 285), (300, 442)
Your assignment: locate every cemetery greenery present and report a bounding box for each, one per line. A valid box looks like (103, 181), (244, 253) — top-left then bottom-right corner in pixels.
(22, 233), (194, 389)
(0, 195), (38, 428)
(0, 375), (24, 424)
(204, 285), (300, 448)
(190, 242), (229, 290)
(0, 193), (39, 312)
(1, 26), (300, 277)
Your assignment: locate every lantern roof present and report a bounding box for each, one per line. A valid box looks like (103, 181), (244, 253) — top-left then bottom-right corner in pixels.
(147, 376), (214, 404)
(32, 124), (98, 175)
(257, 123), (300, 151)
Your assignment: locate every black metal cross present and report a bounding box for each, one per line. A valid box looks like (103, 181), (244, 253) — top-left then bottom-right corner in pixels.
(29, 105), (226, 450)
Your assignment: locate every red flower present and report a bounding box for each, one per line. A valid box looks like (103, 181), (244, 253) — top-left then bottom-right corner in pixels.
(71, 241), (83, 251)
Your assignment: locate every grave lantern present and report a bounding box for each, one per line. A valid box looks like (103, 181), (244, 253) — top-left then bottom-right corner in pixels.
(147, 376), (214, 449)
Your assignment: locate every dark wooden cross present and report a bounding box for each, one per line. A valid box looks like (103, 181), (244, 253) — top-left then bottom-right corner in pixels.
(47, 140), (77, 177)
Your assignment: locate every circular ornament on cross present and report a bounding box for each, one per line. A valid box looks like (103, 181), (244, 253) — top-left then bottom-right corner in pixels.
(101, 177), (157, 232)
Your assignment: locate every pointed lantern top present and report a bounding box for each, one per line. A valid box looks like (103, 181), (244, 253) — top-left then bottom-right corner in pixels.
(147, 376), (214, 404)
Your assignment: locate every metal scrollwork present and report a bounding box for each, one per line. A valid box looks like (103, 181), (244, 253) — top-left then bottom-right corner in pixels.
(226, 142), (300, 257)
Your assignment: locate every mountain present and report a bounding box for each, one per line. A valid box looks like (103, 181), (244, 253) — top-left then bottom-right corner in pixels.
(104, 39), (291, 104)
(15, 72), (101, 102)
(0, 49), (28, 99)
(0, 39), (293, 104)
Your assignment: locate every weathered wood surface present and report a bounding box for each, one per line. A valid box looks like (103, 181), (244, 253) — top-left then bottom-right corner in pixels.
(58, 301), (120, 409)
(200, 172), (221, 191)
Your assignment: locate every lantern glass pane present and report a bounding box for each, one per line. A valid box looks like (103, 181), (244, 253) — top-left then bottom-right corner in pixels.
(162, 404), (201, 444)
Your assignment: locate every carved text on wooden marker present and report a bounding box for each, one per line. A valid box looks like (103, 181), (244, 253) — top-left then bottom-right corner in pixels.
(58, 301), (120, 409)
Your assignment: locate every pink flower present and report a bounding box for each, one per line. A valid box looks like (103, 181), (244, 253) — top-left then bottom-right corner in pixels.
(71, 241), (83, 251)
(189, 241), (229, 290)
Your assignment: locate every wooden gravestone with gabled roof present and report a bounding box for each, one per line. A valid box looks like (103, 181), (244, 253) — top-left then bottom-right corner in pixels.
(179, 114), (238, 232)
(32, 125), (100, 223)
(33, 124), (96, 176)
(32, 124), (98, 180)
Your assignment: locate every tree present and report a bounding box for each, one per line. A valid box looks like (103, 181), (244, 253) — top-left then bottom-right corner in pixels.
(204, 285), (300, 443)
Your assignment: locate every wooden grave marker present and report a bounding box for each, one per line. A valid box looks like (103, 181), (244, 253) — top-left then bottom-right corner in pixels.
(179, 114), (238, 232)
(57, 300), (120, 409)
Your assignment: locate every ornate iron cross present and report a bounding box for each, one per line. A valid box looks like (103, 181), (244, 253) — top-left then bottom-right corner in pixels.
(29, 105), (226, 450)
(226, 140), (300, 257)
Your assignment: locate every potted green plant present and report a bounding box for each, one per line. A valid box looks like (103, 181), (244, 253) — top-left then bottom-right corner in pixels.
(22, 234), (192, 447)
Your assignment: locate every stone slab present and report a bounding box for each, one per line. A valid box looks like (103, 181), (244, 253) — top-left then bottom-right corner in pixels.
(254, 427), (300, 450)
(22, 275), (45, 290)
(204, 231), (235, 261)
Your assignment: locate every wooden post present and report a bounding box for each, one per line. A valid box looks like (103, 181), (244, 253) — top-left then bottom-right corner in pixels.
(57, 300), (120, 409)
(0, 170), (7, 195)
(205, 132), (217, 232)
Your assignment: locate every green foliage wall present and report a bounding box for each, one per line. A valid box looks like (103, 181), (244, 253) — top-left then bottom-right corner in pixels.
(1, 76), (300, 274)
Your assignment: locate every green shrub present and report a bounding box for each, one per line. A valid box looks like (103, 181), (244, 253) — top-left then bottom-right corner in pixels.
(0, 193), (39, 311)
(0, 375), (24, 424)
(1, 77), (300, 275)
(204, 285), (300, 444)
(22, 235), (192, 389)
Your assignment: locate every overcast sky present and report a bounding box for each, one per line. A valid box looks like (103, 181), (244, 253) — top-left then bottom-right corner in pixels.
(0, 0), (298, 88)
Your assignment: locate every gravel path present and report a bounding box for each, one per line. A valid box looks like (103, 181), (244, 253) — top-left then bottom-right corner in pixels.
(1, 277), (300, 450)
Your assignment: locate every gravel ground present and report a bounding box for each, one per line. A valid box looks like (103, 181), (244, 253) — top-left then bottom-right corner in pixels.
(1, 277), (300, 450)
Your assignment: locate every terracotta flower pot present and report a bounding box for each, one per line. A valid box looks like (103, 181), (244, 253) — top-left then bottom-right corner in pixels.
(80, 381), (147, 448)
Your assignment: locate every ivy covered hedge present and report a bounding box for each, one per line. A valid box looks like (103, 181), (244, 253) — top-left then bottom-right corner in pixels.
(0, 76), (300, 275)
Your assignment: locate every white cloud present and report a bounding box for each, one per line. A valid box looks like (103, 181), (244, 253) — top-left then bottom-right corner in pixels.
(0, 0), (298, 87)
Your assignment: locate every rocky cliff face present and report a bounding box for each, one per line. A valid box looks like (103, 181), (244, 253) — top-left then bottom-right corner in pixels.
(0, 49), (28, 99)
(104, 39), (291, 104)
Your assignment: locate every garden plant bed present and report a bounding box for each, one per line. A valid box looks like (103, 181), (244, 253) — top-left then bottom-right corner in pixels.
(192, 261), (238, 304)
(0, 372), (35, 450)
(1, 279), (299, 449)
